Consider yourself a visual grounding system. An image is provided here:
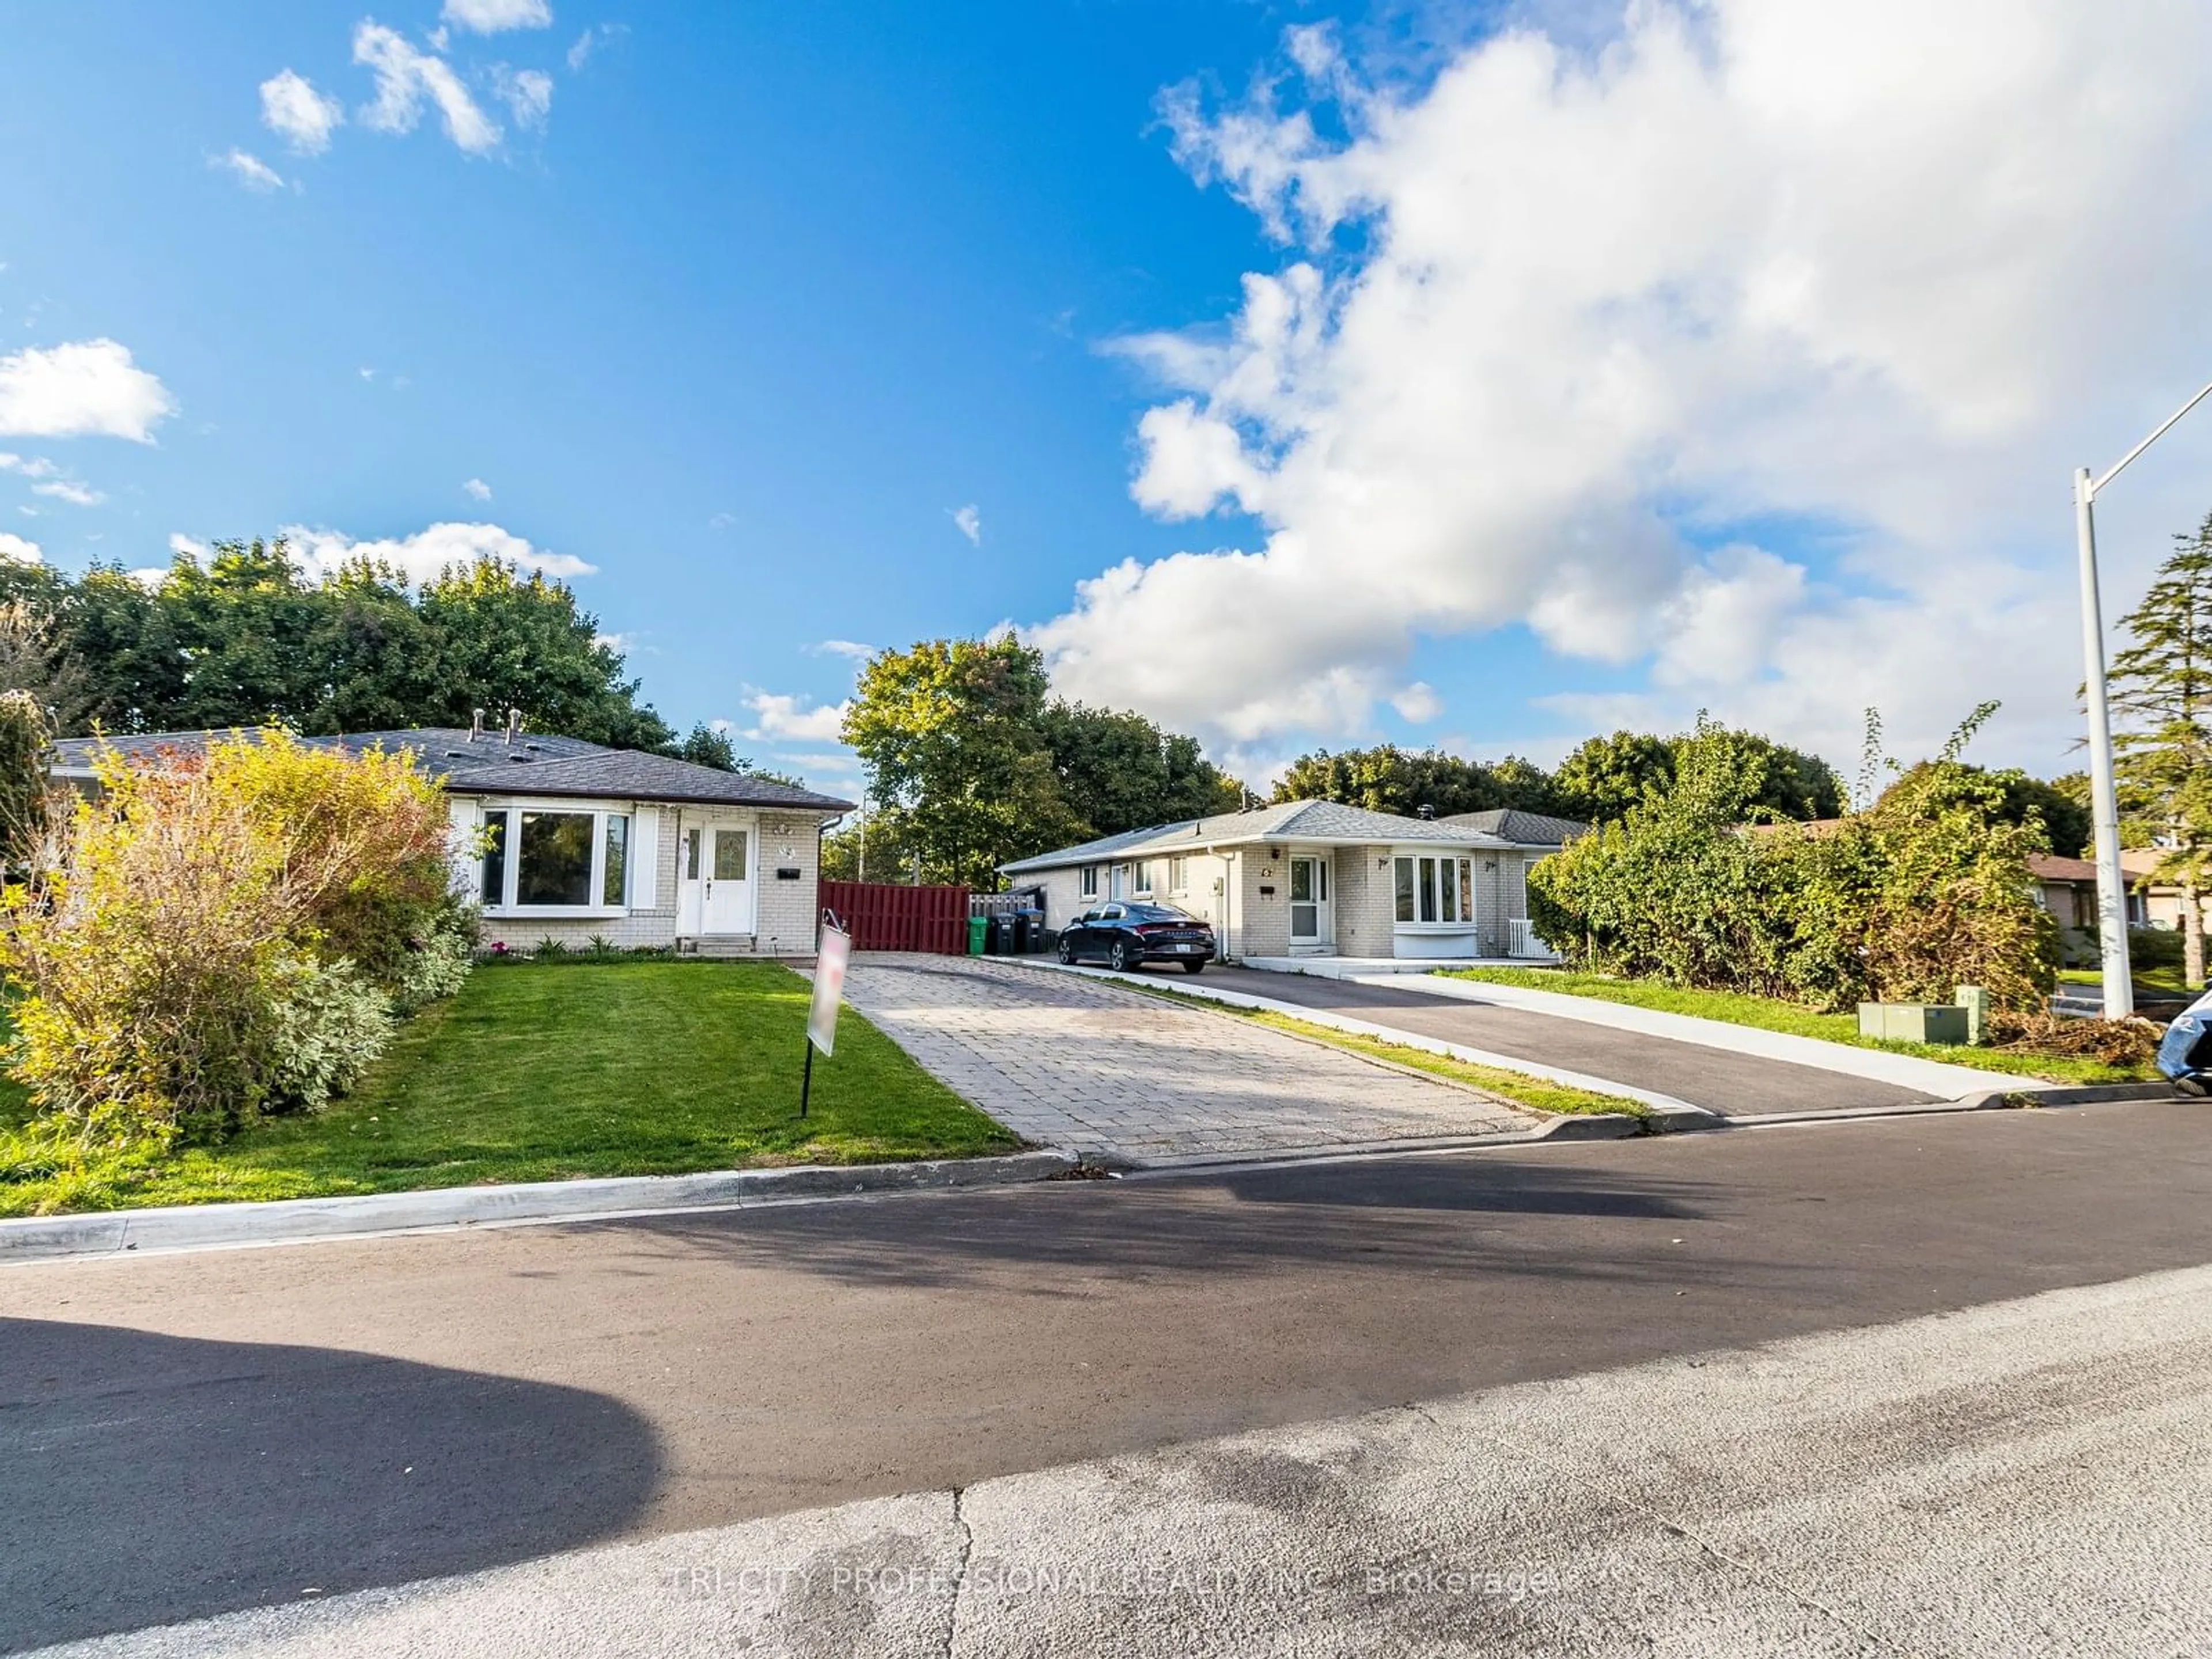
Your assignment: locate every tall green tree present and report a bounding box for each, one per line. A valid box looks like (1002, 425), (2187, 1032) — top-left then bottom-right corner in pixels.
(1037, 702), (1243, 835)
(2, 537), (679, 752)
(1552, 731), (1676, 821)
(2107, 511), (2212, 987)
(1270, 744), (1566, 817)
(842, 637), (1085, 887)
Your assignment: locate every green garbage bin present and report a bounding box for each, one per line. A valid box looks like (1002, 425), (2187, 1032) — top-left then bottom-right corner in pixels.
(967, 915), (988, 955)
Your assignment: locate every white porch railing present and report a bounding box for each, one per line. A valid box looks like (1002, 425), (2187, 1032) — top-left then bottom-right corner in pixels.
(1508, 918), (1558, 960)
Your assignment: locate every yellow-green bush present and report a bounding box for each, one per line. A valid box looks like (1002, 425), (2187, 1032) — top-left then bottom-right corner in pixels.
(1529, 714), (2059, 1013)
(0, 730), (469, 1157)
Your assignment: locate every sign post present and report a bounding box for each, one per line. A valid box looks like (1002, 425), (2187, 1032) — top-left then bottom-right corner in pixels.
(802, 914), (851, 1118)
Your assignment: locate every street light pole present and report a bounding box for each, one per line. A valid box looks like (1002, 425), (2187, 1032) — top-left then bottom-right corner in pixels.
(2074, 468), (2131, 1018)
(2074, 377), (2212, 1020)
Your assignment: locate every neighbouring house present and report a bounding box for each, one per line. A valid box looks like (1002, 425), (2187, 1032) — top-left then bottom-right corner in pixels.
(998, 800), (1590, 964)
(2121, 846), (2195, 931)
(2028, 853), (2104, 931)
(49, 724), (856, 957)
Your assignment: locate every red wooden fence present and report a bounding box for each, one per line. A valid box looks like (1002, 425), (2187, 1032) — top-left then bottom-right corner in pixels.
(819, 881), (972, 954)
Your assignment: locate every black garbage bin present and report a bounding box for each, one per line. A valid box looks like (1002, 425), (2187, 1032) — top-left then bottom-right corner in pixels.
(984, 915), (1006, 955)
(1011, 914), (1032, 953)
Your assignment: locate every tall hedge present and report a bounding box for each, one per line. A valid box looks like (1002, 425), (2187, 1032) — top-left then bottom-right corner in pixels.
(1528, 720), (2058, 1012)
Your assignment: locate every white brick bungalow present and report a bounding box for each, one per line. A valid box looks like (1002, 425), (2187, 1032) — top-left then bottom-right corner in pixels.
(999, 801), (1586, 964)
(50, 726), (855, 959)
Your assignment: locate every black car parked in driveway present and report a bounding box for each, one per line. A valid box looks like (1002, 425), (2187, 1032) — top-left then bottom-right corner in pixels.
(1057, 902), (1216, 973)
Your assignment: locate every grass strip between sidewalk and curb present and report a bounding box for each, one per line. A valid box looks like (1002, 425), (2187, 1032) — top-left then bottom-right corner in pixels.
(1112, 978), (1652, 1122)
(1438, 967), (2157, 1087)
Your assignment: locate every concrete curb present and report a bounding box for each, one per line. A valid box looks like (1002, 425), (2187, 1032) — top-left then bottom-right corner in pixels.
(2018, 1080), (2180, 1107)
(0, 1149), (1078, 1266)
(1341, 971), (2035, 1098)
(1012, 958), (1712, 1123)
(1117, 1111), (1646, 1179)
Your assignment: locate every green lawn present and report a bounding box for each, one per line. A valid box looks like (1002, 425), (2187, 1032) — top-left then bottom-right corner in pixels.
(1438, 967), (2158, 1087)
(0, 961), (1020, 1217)
(2058, 966), (2191, 996)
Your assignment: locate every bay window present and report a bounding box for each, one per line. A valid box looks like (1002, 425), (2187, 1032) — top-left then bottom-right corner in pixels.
(479, 804), (633, 913)
(1393, 854), (1475, 925)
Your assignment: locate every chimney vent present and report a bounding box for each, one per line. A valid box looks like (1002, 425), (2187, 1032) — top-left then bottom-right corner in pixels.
(1416, 804), (1435, 820)
(469, 708), (484, 741)
(505, 708), (522, 745)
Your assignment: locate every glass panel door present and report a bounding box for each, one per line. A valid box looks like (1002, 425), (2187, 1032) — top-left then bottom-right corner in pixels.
(1290, 857), (1317, 938)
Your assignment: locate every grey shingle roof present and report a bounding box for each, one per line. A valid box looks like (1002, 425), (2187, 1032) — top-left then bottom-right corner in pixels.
(1433, 808), (1592, 846)
(48, 727), (854, 813)
(999, 797), (1564, 874)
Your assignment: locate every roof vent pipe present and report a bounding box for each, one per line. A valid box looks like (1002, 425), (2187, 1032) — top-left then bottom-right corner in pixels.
(469, 708), (484, 740)
(505, 707), (522, 745)
(1416, 804), (1435, 820)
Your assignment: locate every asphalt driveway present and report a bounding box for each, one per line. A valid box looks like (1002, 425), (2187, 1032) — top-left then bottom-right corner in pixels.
(1192, 965), (1936, 1116)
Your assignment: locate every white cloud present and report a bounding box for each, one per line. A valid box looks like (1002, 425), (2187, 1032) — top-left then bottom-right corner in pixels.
(566, 22), (625, 71)
(442, 0), (552, 33)
(1029, 2), (2212, 768)
(741, 691), (851, 744)
(213, 148), (286, 192)
(353, 22), (502, 155)
(0, 453), (55, 480)
(127, 567), (168, 589)
(0, 340), (174, 442)
(281, 520), (596, 584)
(950, 503), (982, 544)
(259, 69), (344, 154)
(1389, 682), (1441, 723)
(491, 66), (554, 130)
(463, 476), (493, 501)
(169, 532), (208, 559)
(31, 479), (101, 507)
(807, 639), (877, 662)
(0, 532), (40, 564)
(707, 512), (736, 531)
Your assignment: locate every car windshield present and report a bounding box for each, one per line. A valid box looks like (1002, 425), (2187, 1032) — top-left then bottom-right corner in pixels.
(1125, 904), (1199, 922)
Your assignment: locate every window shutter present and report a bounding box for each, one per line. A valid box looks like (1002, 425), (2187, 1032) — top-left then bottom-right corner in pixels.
(632, 805), (660, 908)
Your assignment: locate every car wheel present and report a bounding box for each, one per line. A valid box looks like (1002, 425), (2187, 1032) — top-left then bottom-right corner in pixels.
(1057, 935), (1077, 965)
(1111, 939), (1138, 973)
(1180, 960), (1206, 975)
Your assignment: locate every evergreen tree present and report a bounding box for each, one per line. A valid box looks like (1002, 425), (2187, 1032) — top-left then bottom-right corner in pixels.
(2107, 510), (2212, 987)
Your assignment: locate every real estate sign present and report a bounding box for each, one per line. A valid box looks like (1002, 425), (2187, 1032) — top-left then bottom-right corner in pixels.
(808, 923), (851, 1057)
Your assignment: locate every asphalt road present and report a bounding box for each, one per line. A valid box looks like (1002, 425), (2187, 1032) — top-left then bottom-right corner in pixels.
(7, 1100), (2212, 1653)
(1195, 965), (1935, 1113)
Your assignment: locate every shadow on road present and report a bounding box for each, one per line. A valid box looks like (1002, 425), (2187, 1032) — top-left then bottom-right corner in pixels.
(0, 1319), (661, 1653)
(616, 1157), (1717, 1296)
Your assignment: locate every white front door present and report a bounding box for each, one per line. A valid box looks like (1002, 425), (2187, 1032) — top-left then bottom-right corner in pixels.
(1289, 854), (1332, 945)
(681, 819), (756, 935)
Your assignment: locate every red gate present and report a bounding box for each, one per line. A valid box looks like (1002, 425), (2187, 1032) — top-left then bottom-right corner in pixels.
(819, 881), (972, 953)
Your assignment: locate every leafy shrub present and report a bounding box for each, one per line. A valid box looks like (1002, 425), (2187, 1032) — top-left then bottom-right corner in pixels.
(266, 958), (395, 1115)
(1531, 711), (2059, 1014)
(0, 730), (467, 1156)
(536, 936), (570, 958)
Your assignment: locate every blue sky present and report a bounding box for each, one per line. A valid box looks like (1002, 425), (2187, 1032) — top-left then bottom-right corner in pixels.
(6, 2), (2212, 791)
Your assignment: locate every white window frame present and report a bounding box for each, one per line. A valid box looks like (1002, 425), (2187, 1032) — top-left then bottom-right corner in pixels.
(1392, 851), (1476, 929)
(477, 797), (636, 919)
(1080, 864), (1099, 899)
(1133, 859), (1156, 896)
(1169, 855), (1188, 893)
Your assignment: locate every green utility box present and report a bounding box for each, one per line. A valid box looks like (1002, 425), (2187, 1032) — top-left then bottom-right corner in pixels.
(1857, 1002), (1970, 1045)
(968, 915), (989, 955)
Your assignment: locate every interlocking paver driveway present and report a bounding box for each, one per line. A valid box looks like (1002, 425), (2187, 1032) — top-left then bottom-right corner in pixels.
(838, 954), (1536, 1164)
